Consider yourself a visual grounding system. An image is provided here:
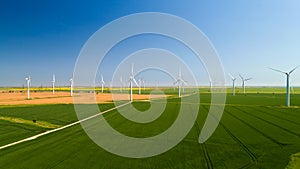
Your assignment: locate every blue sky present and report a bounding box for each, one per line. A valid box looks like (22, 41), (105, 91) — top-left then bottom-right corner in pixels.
(1, 0), (300, 87)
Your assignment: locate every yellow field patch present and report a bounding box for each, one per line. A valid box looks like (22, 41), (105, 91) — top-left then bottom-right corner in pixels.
(0, 116), (61, 129)
(286, 153), (300, 169)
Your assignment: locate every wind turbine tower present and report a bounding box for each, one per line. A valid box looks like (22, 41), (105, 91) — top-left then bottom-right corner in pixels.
(25, 76), (31, 99)
(138, 79), (142, 95)
(100, 74), (105, 93)
(128, 63), (139, 102)
(174, 67), (186, 97)
(239, 74), (252, 95)
(269, 66), (299, 107)
(52, 74), (55, 95)
(229, 74), (236, 96)
(120, 77), (123, 92)
(70, 76), (73, 97)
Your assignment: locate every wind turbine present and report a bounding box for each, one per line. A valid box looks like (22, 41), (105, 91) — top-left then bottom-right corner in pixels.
(52, 74), (55, 95)
(138, 79), (142, 95)
(120, 77), (123, 92)
(239, 74), (252, 95)
(25, 76), (31, 99)
(142, 79), (145, 90)
(229, 74), (236, 96)
(269, 66), (299, 107)
(128, 63), (139, 102)
(70, 76), (73, 97)
(209, 80), (212, 92)
(100, 74), (105, 93)
(174, 67), (186, 97)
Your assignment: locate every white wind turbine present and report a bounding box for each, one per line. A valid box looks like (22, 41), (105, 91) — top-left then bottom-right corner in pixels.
(100, 74), (105, 93)
(229, 74), (236, 96)
(209, 78), (218, 92)
(269, 66), (299, 107)
(128, 63), (139, 102)
(174, 67), (186, 97)
(142, 79), (145, 90)
(120, 77), (123, 92)
(239, 74), (252, 95)
(138, 79), (142, 95)
(209, 80), (212, 92)
(52, 74), (55, 95)
(70, 75), (73, 97)
(25, 76), (31, 99)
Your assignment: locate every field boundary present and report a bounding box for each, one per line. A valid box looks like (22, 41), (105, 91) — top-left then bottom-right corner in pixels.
(0, 102), (130, 150)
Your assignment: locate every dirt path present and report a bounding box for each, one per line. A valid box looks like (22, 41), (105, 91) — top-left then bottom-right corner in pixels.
(0, 92), (166, 105)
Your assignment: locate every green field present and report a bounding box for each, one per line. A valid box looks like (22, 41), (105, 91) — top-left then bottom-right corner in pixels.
(0, 88), (300, 168)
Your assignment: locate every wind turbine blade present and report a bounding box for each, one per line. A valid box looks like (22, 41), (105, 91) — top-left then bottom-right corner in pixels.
(268, 67), (286, 74)
(172, 75), (177, 81)
(289, 65), (300, 74)
(245, 78), (252, 81)
(133, 78), (139, 86)
(228, 73), (234, 80)
(239, 74), (244, 80)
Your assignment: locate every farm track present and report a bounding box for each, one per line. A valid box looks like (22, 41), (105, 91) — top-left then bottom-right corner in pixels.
(219, 123), (258, 164)
(201, 105), (258, 167)
(233, 106), (300, 137)
(225, 110), (287, 146)
(249, 106), (300, 126)
(194, 117), (213, 169)
(201, 143), (213, 169)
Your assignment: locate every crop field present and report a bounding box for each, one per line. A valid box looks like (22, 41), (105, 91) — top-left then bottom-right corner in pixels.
(0, 88), (300, 168)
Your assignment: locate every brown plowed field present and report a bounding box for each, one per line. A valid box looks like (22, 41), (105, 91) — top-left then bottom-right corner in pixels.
(0, 92), (165, 105)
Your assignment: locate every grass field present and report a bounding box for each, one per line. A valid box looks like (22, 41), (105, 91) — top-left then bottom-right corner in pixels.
(0, 88), (300, 168)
